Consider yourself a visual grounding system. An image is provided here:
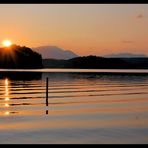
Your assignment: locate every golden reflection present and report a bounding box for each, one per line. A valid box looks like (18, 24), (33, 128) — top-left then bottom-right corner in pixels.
(5, 111), (10, 115)
(4, 78), (10, 115)
(5, 78), (9, 96)
(5, 103), (9, 107)
(5, 97), (9, 101)
(5, 78), (8, 85)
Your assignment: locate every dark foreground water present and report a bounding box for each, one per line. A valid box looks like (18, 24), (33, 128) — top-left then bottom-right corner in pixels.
(0, 69), (148, 144)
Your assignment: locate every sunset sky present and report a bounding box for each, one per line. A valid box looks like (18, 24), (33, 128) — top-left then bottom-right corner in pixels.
(0, 4), (148, 56)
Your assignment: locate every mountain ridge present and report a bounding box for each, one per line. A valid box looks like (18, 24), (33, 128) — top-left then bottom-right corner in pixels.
(105, 53), (147, 58)
(33, 45), (78, 60)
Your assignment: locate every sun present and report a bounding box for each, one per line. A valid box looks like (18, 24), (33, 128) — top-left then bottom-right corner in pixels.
(2, 40), (12, 47)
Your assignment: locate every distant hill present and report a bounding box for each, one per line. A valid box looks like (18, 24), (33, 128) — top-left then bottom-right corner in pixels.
(33, 45), (78, 60)
(0, 44), (43, 69)
(105, 53), (147, 58)
(43, 55), (148, 69)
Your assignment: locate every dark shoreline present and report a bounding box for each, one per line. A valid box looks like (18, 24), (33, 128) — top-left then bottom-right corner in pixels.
(42, 56), (148, 69)
(0, 71), (42, 80)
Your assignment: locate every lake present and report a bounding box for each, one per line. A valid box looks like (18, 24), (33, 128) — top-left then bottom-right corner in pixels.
(0, 69), (148, 144)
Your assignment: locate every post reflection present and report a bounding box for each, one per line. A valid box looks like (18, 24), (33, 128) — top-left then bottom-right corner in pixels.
(46, 110), (48, 115)
(46, 99), (48, 115)
(4, 78), (10, 115)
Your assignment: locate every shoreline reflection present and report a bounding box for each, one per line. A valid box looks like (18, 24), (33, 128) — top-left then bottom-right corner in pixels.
(0, 72), (42, 81)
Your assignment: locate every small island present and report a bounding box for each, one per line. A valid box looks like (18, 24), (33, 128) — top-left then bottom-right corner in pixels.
(0, 44), (43, 69)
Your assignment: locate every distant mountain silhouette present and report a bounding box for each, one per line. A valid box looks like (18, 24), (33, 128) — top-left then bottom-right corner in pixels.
(33, 45), (78, 59)
(105, 53), (147, 58)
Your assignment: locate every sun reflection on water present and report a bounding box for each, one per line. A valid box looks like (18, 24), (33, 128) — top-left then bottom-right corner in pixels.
(5, 111), (10, 115)
(5, 97), (9, 101)
(5, 103), (9, 107)
(4, 78), (10, 115)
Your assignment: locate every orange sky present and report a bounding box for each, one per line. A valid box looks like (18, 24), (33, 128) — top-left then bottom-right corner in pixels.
(0, 4), (148, 56)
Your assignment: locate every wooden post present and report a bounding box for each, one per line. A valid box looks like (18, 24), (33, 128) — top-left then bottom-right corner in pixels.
(46, 77), (48, 106)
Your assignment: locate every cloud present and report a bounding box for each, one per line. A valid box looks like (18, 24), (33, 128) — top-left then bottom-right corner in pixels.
(122, 40), (134, 44)
(136, 13), (144, 19)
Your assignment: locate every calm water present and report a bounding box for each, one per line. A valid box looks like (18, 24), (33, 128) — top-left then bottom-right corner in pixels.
(0, 69), (148, 144)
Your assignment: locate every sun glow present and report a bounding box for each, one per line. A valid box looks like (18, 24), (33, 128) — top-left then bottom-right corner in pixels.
(2, 40), (12, 47)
